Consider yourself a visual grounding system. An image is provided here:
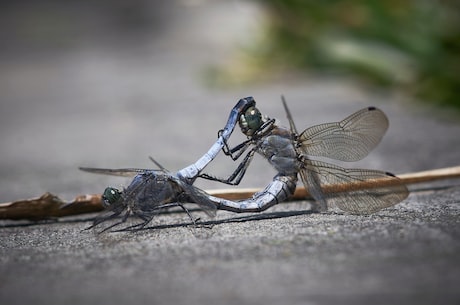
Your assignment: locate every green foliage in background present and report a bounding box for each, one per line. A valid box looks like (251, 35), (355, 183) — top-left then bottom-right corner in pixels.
(254, 0), (459, 108)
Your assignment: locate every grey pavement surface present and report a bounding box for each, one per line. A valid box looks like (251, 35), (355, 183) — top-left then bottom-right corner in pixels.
(1, 1), (459, 305)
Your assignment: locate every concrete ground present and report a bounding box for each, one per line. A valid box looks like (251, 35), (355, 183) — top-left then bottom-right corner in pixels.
(1, 1), (459, 305)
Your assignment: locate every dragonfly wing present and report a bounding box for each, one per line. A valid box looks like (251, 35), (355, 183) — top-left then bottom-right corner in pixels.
(302, 159), (409, 214)
(79, 167), (159, 177)
(299, 107), (389, 161)
(173, 178), (217, 218)
(298, 164), (328, 212)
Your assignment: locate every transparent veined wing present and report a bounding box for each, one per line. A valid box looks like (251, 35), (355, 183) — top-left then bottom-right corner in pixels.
(300, 159), (409, 214)
(173, 177), (218, 218)
(298, 107), (389, 161)
(79, 167), (162, 177)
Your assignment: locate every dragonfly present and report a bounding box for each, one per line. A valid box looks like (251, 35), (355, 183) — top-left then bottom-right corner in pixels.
(199, 97), (409, 214)
(79, 97), (256, 231)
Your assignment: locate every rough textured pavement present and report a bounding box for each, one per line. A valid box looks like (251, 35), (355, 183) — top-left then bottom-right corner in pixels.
(1, 1), (459, 305)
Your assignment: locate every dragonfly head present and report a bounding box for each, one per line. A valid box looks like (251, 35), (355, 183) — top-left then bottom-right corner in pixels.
(102, 187), (123, 208)
(239, 106), (263, 137)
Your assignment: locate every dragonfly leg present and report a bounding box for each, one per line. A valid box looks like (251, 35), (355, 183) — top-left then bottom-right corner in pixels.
(176, 202), (200, 225)
(205, 118), (277, 184)
(83, 209), (124, 231)
(199, 147), (257, 185)
(218, 128), (253, 161)
(218, 117), (274, 160)
(95, 209), (132, 233)
(120, 213), (154, 231)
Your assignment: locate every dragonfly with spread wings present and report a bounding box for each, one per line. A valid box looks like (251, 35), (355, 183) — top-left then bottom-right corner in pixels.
(200, 97), (409, 214)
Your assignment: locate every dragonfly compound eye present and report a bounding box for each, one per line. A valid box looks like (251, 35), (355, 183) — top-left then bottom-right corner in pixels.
(102, 187), (122, 207)
(239, 106), (262, 136)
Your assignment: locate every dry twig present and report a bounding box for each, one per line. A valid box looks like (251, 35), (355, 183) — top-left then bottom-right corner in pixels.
(1, 165), (459, 220)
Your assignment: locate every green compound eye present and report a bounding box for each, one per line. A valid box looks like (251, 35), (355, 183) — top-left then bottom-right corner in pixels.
(102, 187), (122, 207)
(239, 106), (262, 136)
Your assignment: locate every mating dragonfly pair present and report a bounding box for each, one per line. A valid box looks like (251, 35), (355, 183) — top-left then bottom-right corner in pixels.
(80, 97), (408, 231)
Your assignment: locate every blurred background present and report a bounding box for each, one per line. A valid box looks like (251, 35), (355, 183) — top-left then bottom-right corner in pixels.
(215, 0), (460, 109)
(1, 0), (459, 202)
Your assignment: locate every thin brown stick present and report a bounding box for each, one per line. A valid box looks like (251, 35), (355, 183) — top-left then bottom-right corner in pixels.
(1, 165), (460, 220)
(0, 193), (104, 221)
(207, 165), (460, 200)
